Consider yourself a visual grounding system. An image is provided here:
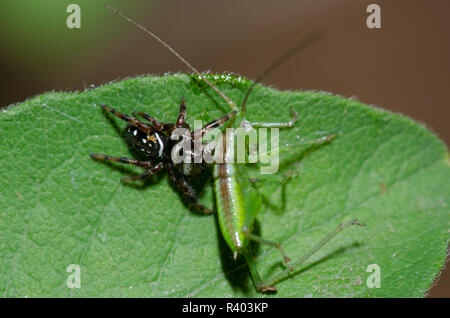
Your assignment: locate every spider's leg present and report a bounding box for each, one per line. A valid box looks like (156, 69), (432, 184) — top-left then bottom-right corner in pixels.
(132, 111), (176, 133)
(132, 111), (164, 131)
(167, 165), (213, 214)
(102, 105), (152, 134)
(90, 153), (152, 168)
(192, 110), (237, 138)
(133, 112), (176, 133)
(176, 97), (186, 128)
(121, 162), (164, 182)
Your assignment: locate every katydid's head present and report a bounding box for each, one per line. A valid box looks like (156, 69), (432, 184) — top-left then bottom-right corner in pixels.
(105, 3), (320, 127)
(240, 119), (254, 133)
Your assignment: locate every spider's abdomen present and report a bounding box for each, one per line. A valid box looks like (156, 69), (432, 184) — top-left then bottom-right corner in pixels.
(125, 125), (166, 160)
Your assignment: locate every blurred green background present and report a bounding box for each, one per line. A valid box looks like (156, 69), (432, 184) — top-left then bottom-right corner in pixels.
(0, 0), (448, 297)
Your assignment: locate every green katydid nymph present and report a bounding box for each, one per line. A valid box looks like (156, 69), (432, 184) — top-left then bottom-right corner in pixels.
(93, 4), (365, 293)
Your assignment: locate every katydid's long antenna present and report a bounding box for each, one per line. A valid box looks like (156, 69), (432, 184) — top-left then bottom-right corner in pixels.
(240, 33), (323, 114)
(105, 4), (237, 110)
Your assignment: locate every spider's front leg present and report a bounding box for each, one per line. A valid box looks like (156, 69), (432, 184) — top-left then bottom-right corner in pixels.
(132, 111), (174, 132)
(90, 153), (164, 182)
(101, 105), (153, 134)
(89, 154), (152, 168)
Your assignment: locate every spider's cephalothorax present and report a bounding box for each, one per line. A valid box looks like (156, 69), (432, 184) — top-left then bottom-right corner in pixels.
(90, 98), (236, 214)
(124, 124), (167, 160)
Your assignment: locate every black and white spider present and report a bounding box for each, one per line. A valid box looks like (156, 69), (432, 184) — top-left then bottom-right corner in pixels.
(90, 98), (235, 214)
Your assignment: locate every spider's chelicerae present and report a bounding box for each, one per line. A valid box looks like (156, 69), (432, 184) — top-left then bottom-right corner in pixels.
(90, 98), (236, 214)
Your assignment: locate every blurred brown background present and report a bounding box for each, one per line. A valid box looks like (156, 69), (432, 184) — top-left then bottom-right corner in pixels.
(0, 0), (448, 297)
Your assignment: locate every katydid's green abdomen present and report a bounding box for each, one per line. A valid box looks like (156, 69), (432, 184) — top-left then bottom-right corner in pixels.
(214, 163), (249, 255)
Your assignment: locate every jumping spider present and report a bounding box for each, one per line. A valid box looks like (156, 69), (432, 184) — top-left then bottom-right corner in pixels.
(90, 98), (236, 214)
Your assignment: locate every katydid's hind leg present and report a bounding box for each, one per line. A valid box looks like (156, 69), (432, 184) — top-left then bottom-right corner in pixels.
(132, 111), (175, 132)
(101, 105), (152, 134)
(242, 226), (292, 268)
(251, 107), (298, 128)
(166, 165), (213, 215)
(243, 251), (277, 293)
(265, 219), (365, 288)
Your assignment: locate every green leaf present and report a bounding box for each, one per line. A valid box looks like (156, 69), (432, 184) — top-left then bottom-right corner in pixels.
(0, 74), (448, 297)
